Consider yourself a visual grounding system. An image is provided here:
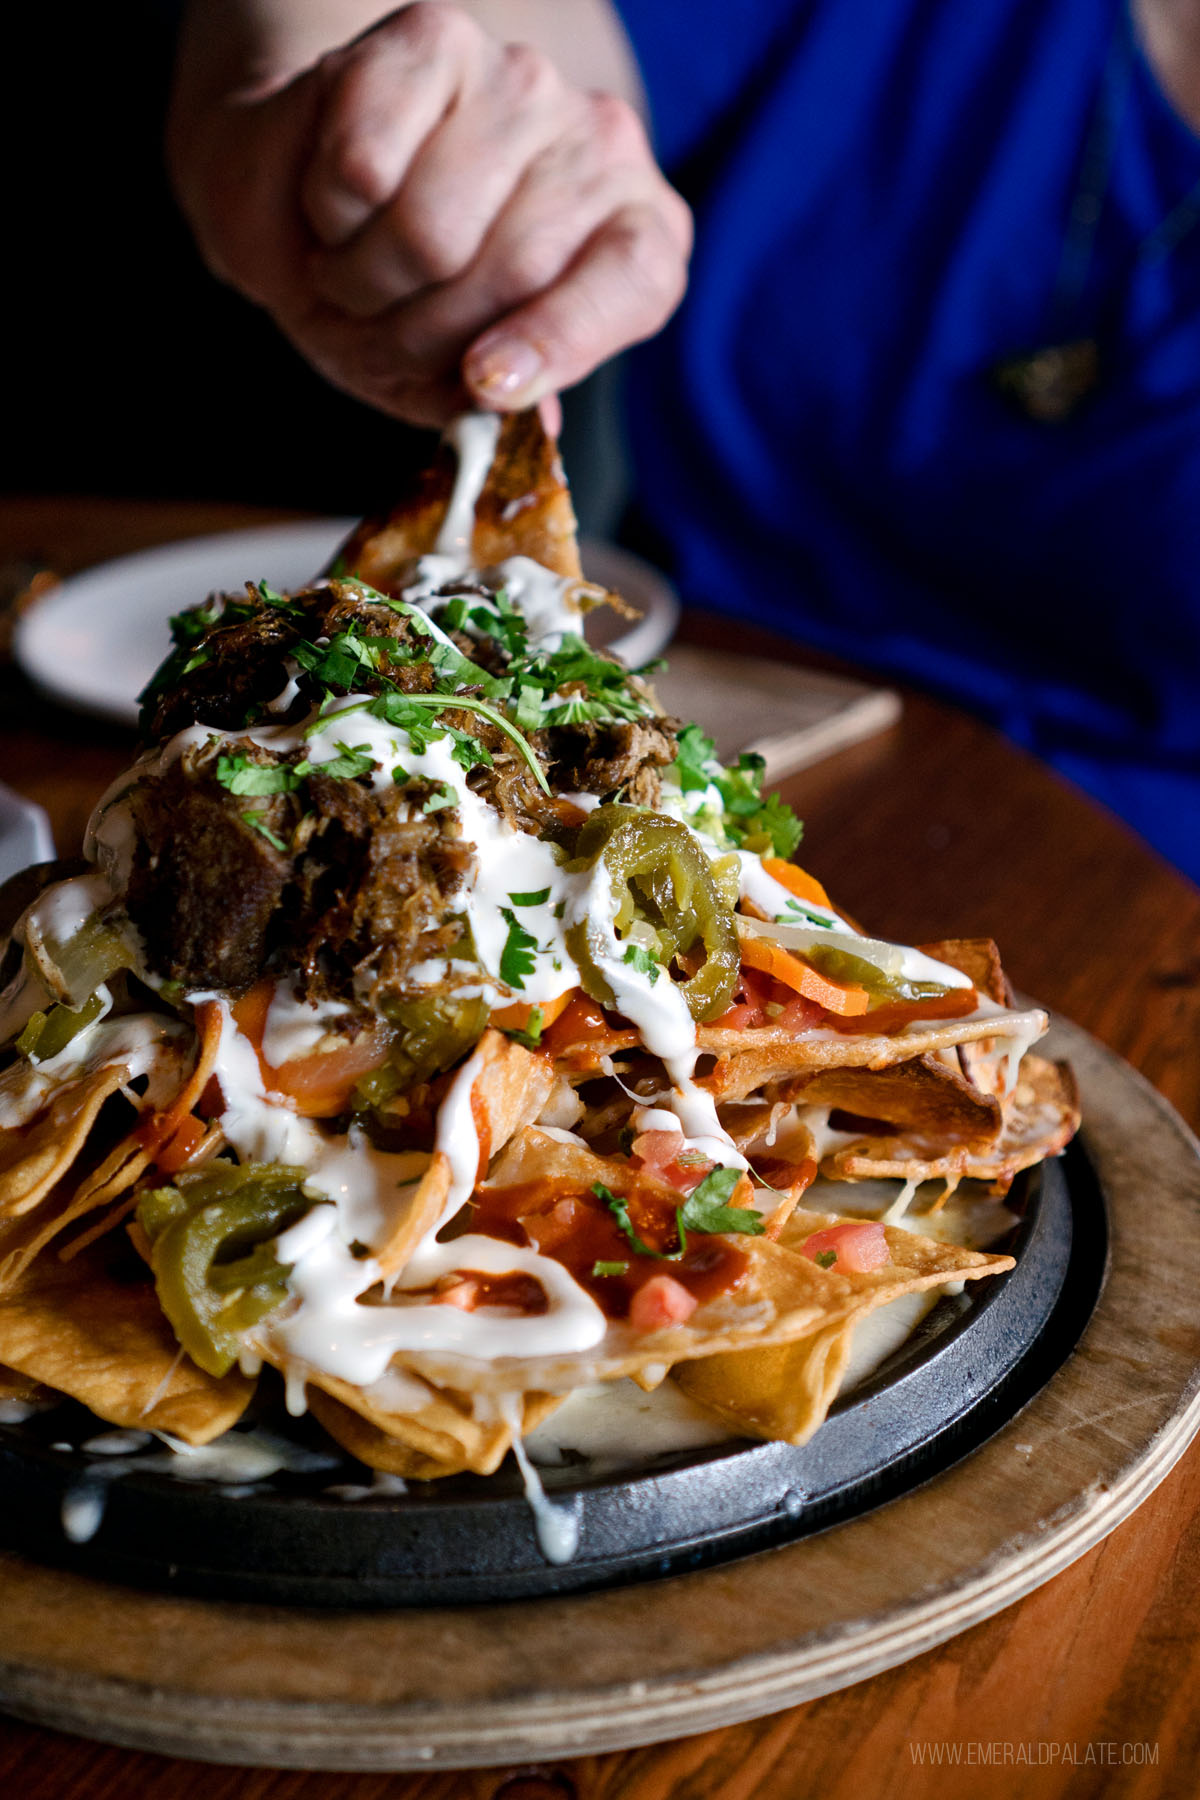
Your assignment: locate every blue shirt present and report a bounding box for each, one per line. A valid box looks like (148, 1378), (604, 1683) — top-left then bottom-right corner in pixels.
(617, 0), (1200, 882)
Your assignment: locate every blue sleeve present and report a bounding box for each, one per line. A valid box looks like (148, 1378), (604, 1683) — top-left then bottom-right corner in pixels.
(615, 0), (803, 170)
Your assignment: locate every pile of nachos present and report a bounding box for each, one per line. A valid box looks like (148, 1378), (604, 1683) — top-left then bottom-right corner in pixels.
(0, 411), (1079, 1484)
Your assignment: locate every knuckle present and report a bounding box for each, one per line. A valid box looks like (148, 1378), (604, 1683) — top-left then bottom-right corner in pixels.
(499, 41), (559, 107)
(505, 229), (567, 296)
(320, 128), (395, 211)
(585, 90), (648, 162)
(399, 1), (475, 59)
(616, 207), (689, 317)
(395, 203), (476, 283)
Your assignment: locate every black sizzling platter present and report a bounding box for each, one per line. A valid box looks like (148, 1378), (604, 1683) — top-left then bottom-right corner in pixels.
(0, 1147), (1106, 1606)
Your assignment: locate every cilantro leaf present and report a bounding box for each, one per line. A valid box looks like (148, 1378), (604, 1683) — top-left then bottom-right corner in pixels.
(592, 1182), (682, 1261)
(297, 741), (376, 781)
(255, 580), (296, 611)
(501, 1005), (545, 1049)
(781, 897), (835, 928)
(622, 943), (660, 984)
(742, 790), (804, 859)
(814, 1249), (837, 1269)
(669, 723), (719, 794)
(509, 888), (550, 907)
(679, 1166), (765, 1237)
(242, 812), (288, 852)
(422, 781), (457, 815)
(216, 754), (301, 796)
(499, 908), (539, 989)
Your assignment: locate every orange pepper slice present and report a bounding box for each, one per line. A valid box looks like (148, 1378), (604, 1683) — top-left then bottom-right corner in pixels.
(760, 857), (831, 909)
(738, 934), (870, 1016)
(491, 989), (575, 1035)
(231, 978), (392, 1117)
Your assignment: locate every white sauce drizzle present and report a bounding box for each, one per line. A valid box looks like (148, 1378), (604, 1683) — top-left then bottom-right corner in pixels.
(499, 1393), (581, 1564)
(435, 412), (501, 556)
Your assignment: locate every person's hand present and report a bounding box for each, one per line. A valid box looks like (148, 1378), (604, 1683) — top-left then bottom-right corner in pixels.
(169, 2), (692, 427)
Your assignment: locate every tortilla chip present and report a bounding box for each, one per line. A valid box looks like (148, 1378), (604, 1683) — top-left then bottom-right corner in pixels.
(672, 1317), (857, 1446)
(377, 1207), (1009, 1398)
(0, 1238), (253, 1443)
(0, 1065), (129, 1222)
(822, 1055), (1080, 1188)
(791, 1054), (1002, 1143)
(332, 409), (583, 585)
(918, 938), (1012, 1005)
(0, 1360), (53, 1405)
(670, 1207), (1015, 1445)
(697, 1004), (1049, 1102)
(373, 1031), (555, 1279)
(307, 1375), (560, 1478)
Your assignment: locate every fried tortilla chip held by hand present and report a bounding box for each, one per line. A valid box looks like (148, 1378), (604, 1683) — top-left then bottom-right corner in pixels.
(0, 1238), (253, 1444)
(332, 409), (582, 587)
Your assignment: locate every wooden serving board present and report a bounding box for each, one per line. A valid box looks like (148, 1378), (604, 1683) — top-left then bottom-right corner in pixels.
(0, 1013), (1196, 1771)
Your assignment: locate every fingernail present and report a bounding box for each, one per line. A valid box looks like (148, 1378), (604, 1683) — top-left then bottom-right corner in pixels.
(465, 335), (545, 399)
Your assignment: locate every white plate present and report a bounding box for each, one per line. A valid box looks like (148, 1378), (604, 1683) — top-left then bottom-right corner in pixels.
(13, 523), (680, 727)
(0, 784), (55, 886)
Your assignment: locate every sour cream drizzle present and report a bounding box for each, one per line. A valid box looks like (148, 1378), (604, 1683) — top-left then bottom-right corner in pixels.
(435, 411), (501, 556)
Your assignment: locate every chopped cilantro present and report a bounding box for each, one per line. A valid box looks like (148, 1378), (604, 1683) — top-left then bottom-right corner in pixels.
(509, 887), (550, 907)
(669, 723), (719, 794)
(255, 580), (294, 610)
(298, 742), (376, 781)
(499, 908), (539, 989)
(592, 1182), (679, 1260)
(241, 812), (288, 852)
(781, 897), (835, 928)
(593, 1167), (763, 1263)
(814, 1249), (838, 1269)
(668, 727), (804, 858)
(741, 789), (804, 859)
(501, 1005), (545, 1049)
(422, 781), (457, 814)
(622, 943), (660, 984)
(216, 754), (301, 796)
(592, 1260), (629, 1278)
(680, 1166), (765, 1238)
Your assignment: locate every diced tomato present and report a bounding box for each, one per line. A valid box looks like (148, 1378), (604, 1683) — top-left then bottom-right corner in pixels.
(630, 1130), (714, 1193)
(629, 1273), (699, 1331)
(800, 1222), (890, 1273)
(709, 964), (824, 1033)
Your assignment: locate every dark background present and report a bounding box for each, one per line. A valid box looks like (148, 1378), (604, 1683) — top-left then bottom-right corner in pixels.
(3, 6), (443, 516)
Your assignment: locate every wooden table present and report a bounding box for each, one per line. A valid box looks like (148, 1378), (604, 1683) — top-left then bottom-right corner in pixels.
(1, 499), (1198, 1800)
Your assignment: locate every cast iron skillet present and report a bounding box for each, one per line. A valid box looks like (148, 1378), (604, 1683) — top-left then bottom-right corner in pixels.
(0, 1145), (1105, 1606)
